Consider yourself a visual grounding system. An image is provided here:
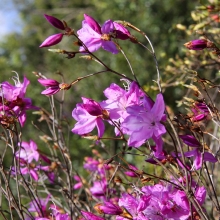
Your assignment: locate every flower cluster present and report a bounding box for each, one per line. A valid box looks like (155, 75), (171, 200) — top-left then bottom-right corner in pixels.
(115, 181), (206, 220)
(2, 7), (219, 220)
(71, 81), (166, 156)
(26, 195), (70, 219)
(14, 140), (55, 182)
(40, 13), (132, 54)
(0, 75), (38, 127)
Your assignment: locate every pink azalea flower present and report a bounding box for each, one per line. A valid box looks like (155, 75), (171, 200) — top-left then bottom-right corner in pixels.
(117, 193), (150, 220)
(83, 157), (110, 177)
(19, 166), (39, 181)
(81, 210), (105, 220)
(179, 135), (217, 170)
(28, 195), (51, 217)
(116, 181), (207, 220)
(101, 81), (144, 135)
(50, 205), (70, 220)
(71, 97), (105, 138)
(77, 14), (118, 53)
(191, 102), (209, 121)
(113, 22), (131, 40)
(77, 14), (130, 54)
(16, 140), (39, 163)
(0, 76), (39, 126)
(95, 201), (123, 215)
(90, 179), (107, 197)
(122, 93), (166, 147)
(184, 149), (217, 170)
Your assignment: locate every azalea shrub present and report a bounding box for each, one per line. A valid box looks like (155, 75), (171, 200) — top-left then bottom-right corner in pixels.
(0, 2), (220, 220)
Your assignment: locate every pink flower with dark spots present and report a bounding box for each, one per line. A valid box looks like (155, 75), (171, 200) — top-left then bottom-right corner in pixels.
(122, 93), (166, 147)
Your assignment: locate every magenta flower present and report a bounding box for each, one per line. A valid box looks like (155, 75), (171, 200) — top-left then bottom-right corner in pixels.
(184, 39), (208, 50)
(117, 193), (150, 220)
(95, 201), (123, 215)
(83, 157), (111, 177)
(101, 81), (144, 135)
(50, 205), (70, 220)
(73, 175), (83, 190)
(179, 135), (200, 147)
(71, 97), (105, 138)
(77, 14), (117, 53)
(44, 14), (65, 30)
(16, 140), (39, 163)
(180, 135), (217, 170)
(122, 93), (166, 147)
(191, 102), (209, 121)
(124, 164), (139, 177)
(28, 195), (50, 217)
(19, 166), (39, 181)
(0, 76), (39, 126)
(77, 14), (130, 54)
(184, 148), (217, 170)
(90, 179), (107, 197)
(38, 78), (60, 95)
(39, 33), (64, 48)
(113, 22), (131, 40)
(81, 211), (105, 220)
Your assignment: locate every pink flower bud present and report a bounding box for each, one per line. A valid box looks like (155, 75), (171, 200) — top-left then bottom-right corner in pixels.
(192, 114), (206, 122)
(38, 79), (59, 86)
(113, 22), (131, 40)
(81, 211), (105, 220)
(124, 164), (139, 177)
(184, 39), (207, 50)
(44, 14), (65, 30)
(179, 135), (201, 147)
(94, 202), (123, 215)
(38, 78), (60, 95)
(39, 33), (63, 48)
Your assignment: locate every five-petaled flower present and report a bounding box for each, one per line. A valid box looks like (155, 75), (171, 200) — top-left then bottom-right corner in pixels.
(77, 14), (130, 54)
(122, 93), (166, 147)
(71, 97), (106, 138)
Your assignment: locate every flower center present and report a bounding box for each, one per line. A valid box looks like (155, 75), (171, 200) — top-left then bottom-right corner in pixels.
(101, 34), (111, 41)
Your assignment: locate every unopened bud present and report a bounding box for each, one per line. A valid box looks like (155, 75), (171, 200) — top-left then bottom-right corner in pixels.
(184, 39), (208, 50)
